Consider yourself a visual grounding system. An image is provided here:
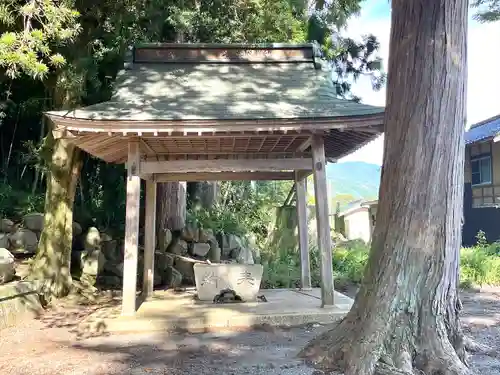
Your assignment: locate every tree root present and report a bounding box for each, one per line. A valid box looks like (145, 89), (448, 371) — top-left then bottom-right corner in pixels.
(464, 336), (498, 358)
(299, 326), (475, 375)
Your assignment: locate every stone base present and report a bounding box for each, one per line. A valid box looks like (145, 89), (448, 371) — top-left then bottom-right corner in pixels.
(99, 289), (354, 335)
(193, 263), (263, 301)
(0, 281), (43, 330)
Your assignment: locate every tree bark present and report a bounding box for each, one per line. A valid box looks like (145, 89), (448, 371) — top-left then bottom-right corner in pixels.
(188, 181), (218, 209)
(30, 130), (82, 299)
(156, 182), (187, 249)
(299, 1), (469, 374)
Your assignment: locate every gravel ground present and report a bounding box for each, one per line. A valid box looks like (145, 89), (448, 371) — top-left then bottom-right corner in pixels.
(1, 288), (500, 375)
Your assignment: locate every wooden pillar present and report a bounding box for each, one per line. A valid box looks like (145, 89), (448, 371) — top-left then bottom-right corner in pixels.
(143, 178), (157, 298)
(295, 172), (311, 290)
(122, 139), (141, 316)
(311, 135), (335, 307)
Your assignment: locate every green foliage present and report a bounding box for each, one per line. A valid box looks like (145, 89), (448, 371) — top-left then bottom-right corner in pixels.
(460, 246), (500, 286)
(472, 0), (500, 23)
(261, 240), (500, 289)
(0, 183), (44, 219)
(188, 180), (293, 242)
(331, 241), (369, 283)
(484, 242), (500, 256)
(187, 204), (246, 237)
(0, 0), (385, 245)
(323, 33), (386, 101)
(73, 157), (127, 236)
(476, 229), (488, 247)
(0, 0), (80, 79)
(262, 252), (303, 289)
(261, 240), (369, 289)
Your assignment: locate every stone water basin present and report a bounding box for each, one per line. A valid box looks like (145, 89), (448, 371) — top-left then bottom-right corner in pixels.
(193, 263), (263, 302)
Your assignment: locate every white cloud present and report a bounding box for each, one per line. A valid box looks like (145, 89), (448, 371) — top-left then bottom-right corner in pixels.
(339, 3), (500, 165)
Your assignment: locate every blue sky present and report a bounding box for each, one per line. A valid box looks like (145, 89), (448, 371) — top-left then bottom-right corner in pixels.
(339, 0), (500, 165)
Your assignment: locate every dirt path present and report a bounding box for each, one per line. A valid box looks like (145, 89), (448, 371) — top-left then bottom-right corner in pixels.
(1, 288), (499, 375)
(461, 287), (500, 374)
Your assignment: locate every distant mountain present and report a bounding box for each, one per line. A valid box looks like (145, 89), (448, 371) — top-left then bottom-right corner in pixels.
(325, 161), (382, 211)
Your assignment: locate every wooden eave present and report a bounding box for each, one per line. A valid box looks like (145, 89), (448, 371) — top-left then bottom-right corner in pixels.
(47, 112), (384, 134)
(49, 113), (383, 165)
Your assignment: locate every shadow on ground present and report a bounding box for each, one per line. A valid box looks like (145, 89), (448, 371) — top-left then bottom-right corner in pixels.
(32, 287), (331, 375)
(3, 285), (500, 375)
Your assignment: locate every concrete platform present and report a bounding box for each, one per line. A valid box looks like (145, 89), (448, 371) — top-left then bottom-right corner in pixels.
(100, 288), (353, 334)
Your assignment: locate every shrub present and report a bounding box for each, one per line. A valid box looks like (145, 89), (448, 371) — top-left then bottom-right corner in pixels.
(460, 246), (500, 286)
(476, 230), (488, 247)
(261, 253), (302, 289)
(260, 241), (370, 289)
(331, 245), (369, 284)
(0, 183), (44, 220)
(261, 241), (500, 290)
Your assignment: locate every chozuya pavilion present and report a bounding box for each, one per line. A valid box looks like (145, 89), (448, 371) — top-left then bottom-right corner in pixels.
(46, 43), (384, 316)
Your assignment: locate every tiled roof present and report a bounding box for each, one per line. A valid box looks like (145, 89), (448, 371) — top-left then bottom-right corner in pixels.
(47, 43), (383, 122)
(45, 44), (384, 164)
(47, 61), (383, 122)
(465, 114), (500, 145)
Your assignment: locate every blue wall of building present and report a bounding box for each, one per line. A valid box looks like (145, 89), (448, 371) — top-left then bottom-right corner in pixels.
(463, 183), (500, 246)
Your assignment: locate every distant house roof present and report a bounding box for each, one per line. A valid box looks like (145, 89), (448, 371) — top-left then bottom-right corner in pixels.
(338, 199), (378, 217)
(465, 114), (500, 145)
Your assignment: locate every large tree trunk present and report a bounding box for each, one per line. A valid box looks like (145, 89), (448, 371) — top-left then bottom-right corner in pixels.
(299, 1), (469, 375)
(156, 182), (187, 249)
(187, 181), (218, 210)
(30, 130), (82, 299)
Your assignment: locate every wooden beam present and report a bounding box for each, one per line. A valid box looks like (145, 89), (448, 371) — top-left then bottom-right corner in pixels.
(297, 136), (312, 152)
(296, 169), (313, 181)
(311, 135), (335, 307)
(284, 183), (296, 205)
(145, 152), (312, 158)
(295, 172), (311, 290)
(142, 178), (157, 299)
(122, 139), (141, 316)
(140, 158), (312, 174)
(152, 171), (296, 182)
(140, 138), (156, 155)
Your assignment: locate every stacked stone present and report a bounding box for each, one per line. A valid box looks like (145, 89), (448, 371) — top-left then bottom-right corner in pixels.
(218, 233), (260, 265)
(0, 214), (83, 256)
(161, 226), (221, 286)
(0, 215), (38, 255)
(0, 211), (262, 290)
(157, 226), (261, 287)
(0, 248), (15, 284)
(0, 213), (85, 285)
(71, 227), (124, 288)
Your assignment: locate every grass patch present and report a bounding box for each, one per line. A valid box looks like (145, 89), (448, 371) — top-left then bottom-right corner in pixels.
(261, 240), (500, 289)
(460, 246), (500, 287)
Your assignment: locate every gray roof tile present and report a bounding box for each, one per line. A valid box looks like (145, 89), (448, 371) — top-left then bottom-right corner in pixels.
(47, 62), (383, 121)
(465, 115), (500, 145)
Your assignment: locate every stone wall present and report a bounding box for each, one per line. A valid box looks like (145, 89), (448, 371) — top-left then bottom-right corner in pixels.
(71, 224), (261, 289)
(0, 212), (261, 291)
